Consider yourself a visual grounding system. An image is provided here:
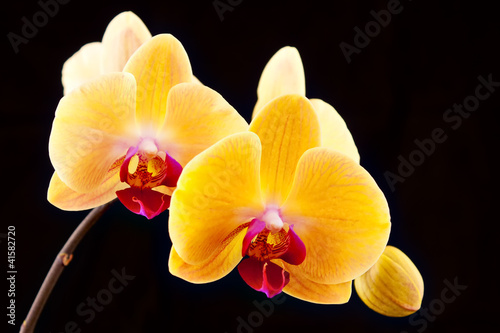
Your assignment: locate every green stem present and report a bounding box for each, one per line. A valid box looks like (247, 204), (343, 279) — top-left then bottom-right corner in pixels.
(20, 200), (115, 333)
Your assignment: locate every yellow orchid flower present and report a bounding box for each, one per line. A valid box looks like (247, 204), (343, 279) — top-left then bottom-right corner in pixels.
(62, 11), (152, 95)
(355, 245), (424, 316)
(168, 94), (391, 303)
(253, 46), (360, 163)
(48, 34), (248, 219)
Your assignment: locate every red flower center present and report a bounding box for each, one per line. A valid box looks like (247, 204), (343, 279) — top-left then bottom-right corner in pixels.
(238, 215), (306, 298)
(115, 139), (182, 219)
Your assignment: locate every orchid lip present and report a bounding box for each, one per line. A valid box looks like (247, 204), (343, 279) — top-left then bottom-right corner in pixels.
(238, 257), (290, 298)
(116, 187), (171, 219)
(238, 210), (307, 297)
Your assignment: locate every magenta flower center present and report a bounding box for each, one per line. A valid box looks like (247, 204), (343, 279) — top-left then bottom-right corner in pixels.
(115, 138), (182, 219)
(237, 210), (306, 298)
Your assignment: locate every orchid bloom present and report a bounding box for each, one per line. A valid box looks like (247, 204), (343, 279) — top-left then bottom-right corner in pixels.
(62, 11), (152, 95)
(251, 46), (424, 310)
(355, 245), (424, 317)
(48, 34), (248, 219)
(168, 94), (391, 303)
(253, 46), (360, 163)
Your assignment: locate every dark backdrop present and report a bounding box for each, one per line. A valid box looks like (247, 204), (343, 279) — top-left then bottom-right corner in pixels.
(2, 0), (498, 332)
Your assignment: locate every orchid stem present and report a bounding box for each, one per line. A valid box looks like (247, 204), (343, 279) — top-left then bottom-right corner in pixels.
(20, 200), (115, 333)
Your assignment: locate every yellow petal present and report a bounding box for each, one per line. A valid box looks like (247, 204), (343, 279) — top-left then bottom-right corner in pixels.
(158, 82), (248, 167)
(169, 228), (245, 283)
(249, 94), (320, 206)
(355, 246), (424, 317)
(47, 168), (127, 210)
(123, 34), (192, 135)
(279, 259), (352, 304)
(253, 46), (305, 118)
(101, 11), (152, 73)
(169, 132), (264, 266)
(281, 147), (391, 284)
(49, 72), (139, 193)
(61, 42), (103, 95)
(310, 98), (360, 163)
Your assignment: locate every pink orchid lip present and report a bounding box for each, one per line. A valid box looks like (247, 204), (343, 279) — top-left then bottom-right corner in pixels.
(237, 257), (290, 298)
(116, 187), (171, 220)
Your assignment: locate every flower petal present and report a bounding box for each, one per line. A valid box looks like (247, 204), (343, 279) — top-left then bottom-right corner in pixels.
(116, 187), (170, 219)
(169, 228), (246, 283)
(354, 246), (424, 317)
(238, 258), (290, 298)
(253, 46), (305, 118)
(119, 145), (139, 183)
(47, 170), (126, 211)
(242, 219), (266, 256)
(169, 132), (264, 265)
(249, 94), (320, 206)
(281, 147), (391, 284)
(49, 72), (138, 193)
(160, 152), (183, 187)
(282, 263), (352, 304)
(101, 11), (151, 73)
(279, 225), (306, 265)
(61, 42), (103, 95)
(123, 34), (192, 135)
(310, 98), (360, 163)
(158, 82), (249, 167)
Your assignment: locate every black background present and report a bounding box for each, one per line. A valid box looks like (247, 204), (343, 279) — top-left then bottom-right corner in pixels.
(2, 0), (498, 332)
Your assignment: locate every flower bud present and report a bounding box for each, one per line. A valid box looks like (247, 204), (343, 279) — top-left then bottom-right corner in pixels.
(354, 245), (424, 317)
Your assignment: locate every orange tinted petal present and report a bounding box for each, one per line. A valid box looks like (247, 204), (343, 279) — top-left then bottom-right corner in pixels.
(249, 94), (320, 206)
(282, 262), (352, 304)
(61, 42), (103, 95)
(169, 228), (245, 283)
(169, 132), (264, 265)
(101, 11), (151, 73)
(123, 34), (192, 135)
(158, 82), (248, 167)
(281, 147), (391, 284)
(49, 72), (138, 193)
(253, 47), (305, 118)
(310, 98), (360, 163)
(47, 169), (126, 210)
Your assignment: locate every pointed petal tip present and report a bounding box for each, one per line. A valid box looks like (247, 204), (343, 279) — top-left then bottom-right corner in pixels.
(253, 46), (305, 117)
